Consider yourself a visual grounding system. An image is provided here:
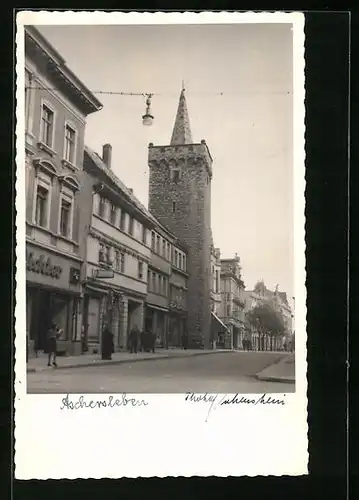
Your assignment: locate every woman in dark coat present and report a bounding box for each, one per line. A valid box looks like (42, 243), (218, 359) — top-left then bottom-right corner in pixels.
(102, 325), (114, 360)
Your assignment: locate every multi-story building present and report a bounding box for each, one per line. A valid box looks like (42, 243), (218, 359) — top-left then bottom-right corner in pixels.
(244, 280), (293, 350)
(148, 88), (216, 349)
(81, 144), (157, 352)
(218, 254), (246, 349)
(24, 26), (102, 357)
(168, 241), (189, 347)
(81, 143), (189, 352)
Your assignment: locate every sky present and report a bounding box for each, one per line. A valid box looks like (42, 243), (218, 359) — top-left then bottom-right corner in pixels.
(36, 23), (294, 300)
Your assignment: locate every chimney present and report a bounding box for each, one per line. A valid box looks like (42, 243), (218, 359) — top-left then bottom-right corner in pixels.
(102, 144), (112, 169)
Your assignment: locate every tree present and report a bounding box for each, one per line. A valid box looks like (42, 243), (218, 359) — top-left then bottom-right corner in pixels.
(246, 301), (286, 350)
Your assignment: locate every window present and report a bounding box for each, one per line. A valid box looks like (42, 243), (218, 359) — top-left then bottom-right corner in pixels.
(64, 123), (76, 164)
(151, 231), (155, 250)
(35, 185), (48, 228)
(168, 243), (171, 262)
(147, 269), (151, 289)
(227, 305), (231, 317)
(105, 246), (111, 264)
(183, 255), (187, 271)
(118, 252), (125, 273)
(115, 250), (120, 271)
(172, 202), (176, 213)
(156, 235), (160, 254)
(138, 261), (143, 280)
(177, 253), (180, 269)
(120, 210), (126, 230)
(142, 226), (147, 244)
(164, 278), (168, 296)
(174, 249), (178, 267)
(41, 103), (54, 147)
(25, 70), (31, 129)
(99, 243), (105, 262)
(59, 198), (71, 237)
(167, 242), (170, 261)
(162, 239), (166, 257)
(158, 276), (162, 294)
(152, 272), (156, 292)
(110, 204), (117, 225)
(171, 169), (181, 182)
(98, 196), (106, 218)
(128, 216), (134, 235)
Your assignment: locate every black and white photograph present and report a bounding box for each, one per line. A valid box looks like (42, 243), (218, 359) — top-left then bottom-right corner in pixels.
(15, 11), (307, 479)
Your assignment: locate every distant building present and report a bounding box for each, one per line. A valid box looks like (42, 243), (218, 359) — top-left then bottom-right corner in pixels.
(24, 26), (102, 357)
(218, 254), (246, 349)
(148, 89), (216, 349)
(244, 280), (293, 350)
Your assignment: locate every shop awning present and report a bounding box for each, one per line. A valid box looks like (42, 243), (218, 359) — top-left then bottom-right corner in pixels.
(146, 303), (169, 313)
(211, 311), (229, 331)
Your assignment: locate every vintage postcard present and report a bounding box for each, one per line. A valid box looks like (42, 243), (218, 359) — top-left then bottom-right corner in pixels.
(15, 10), (307, 478)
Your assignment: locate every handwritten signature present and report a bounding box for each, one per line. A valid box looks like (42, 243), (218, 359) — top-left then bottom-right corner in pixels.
(184, 393), (286, 422)
(60, 393), (148, 410)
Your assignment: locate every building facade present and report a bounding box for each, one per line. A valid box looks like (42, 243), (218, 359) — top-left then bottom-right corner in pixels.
(244, 280), (293, 350)
(81, 144), (157, 352)
(81, 144), (189, 353)
(24, 26), (102, 357)
(148, 89), (214, 349)
(218, 255), (246, 349)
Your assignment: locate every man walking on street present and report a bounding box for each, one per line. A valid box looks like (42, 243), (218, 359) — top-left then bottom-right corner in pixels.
(129, 325), (139, 353)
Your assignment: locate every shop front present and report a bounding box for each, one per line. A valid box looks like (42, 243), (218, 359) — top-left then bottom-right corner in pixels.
(26, 243), (82, 358)
(145, 304), (169, 348)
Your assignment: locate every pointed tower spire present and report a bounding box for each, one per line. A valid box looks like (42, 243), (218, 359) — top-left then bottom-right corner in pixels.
(170, 88), (193, 145)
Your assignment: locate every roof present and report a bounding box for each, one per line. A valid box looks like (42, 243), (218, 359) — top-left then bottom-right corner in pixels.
(25, 26), (103, 115)
(85, 145), (159, 226)
(85, 145), (187, 250)
(170, 89), (193, 145)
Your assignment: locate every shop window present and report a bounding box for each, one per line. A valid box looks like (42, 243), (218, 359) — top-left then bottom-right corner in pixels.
(138, 261), (143, 280)
(64, 122), (77, 164)
(35, 184), (49, 228)
(40, 102), (55, 148)
(98, 196), (106, 218)
(110, 203), (117, 225)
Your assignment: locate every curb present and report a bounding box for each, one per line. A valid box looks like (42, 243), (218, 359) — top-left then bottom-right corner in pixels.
(27, 349), (232, 373)
(255, 375), (295, 384)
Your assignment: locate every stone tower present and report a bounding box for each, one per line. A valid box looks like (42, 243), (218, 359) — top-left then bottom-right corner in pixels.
(148, 89), (213, 348)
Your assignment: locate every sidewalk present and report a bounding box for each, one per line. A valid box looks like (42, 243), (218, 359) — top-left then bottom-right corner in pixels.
(255, 353), (295, 383)
(26, 348), (230, 373)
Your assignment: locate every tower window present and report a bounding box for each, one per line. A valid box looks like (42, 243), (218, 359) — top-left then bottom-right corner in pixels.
(172, 202), (176, 213)
(171, 169), (180, 182)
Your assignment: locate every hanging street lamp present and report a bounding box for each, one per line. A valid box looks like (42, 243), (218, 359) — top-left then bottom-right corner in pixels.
(142, 94), (154, 126)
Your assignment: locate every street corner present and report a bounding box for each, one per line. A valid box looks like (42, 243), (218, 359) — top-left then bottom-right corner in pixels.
(254, 354), (295, 384)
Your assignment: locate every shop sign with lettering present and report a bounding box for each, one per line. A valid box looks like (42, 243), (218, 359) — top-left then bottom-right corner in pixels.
(26, 251), (63, 279)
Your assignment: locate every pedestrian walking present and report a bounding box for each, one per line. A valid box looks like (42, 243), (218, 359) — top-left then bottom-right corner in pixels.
(129, 325), (139, 353)
(101, 325), (114, 360)
(47, 322), (59, 367)
(181, 330), (188, 350)
(140, 330), (145, 352)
